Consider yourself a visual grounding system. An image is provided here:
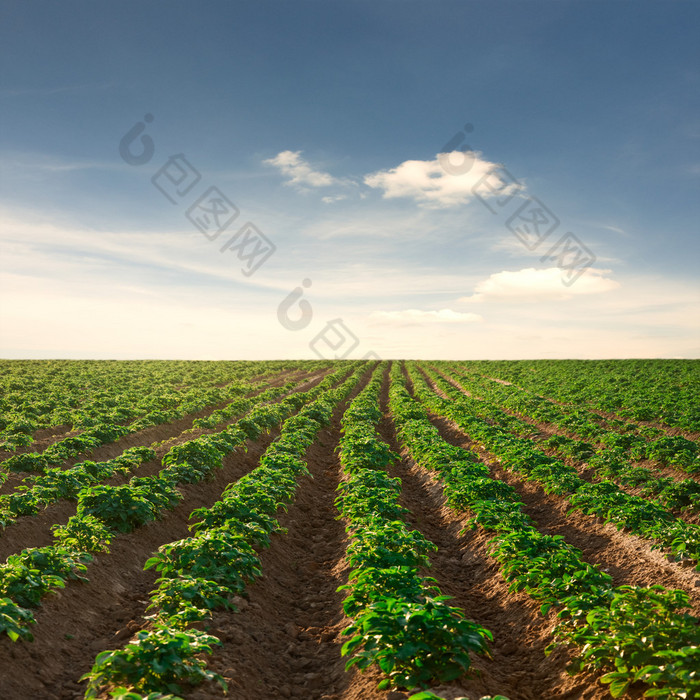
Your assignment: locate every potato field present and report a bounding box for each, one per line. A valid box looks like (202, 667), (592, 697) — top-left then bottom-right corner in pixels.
(0, 359), (698, 700)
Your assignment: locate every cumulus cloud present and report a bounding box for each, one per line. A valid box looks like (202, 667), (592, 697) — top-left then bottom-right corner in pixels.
(370, 308), (483, 324)
(263, 150), (337, 188)
(363, 152), (522, 208)
(460, 267), (620, 303)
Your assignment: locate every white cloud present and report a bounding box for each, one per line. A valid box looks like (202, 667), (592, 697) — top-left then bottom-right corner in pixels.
(370, 308), (483, 324)
(461, 267), (620, 302)
(0, 82), (114, 98)
(0, 150), (121, 175)
(263, 150), (337, 188)
(0, 270), (289, 360)
(321, 194), (348, 204)
(489, 235), (622, 265)
(600, 223), (630, 237)
(364, 152), (522, 208)
(2, 206), (697, 361)
(300, 207), (438, 241)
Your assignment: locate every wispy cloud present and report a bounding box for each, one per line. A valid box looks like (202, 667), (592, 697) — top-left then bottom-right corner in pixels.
(460, 267), (620, 302)
(263, 150), (338, 188)
(321, 194), (348, 204)
(370, 308), (483, 324)
(1, 185), (696, 360)
(364, 151), (521, 208)
(0, 207), (281, 293)
(0, 150), (121, 174)
(0, 82), (116, 99)
(488, 235), (622, 265)
(299, 207), (438, 241)
(600, 223), (630, 237)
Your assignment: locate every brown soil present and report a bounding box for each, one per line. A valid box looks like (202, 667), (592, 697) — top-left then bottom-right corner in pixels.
(0, 370), (330, 562)
(186, 371), (371, 700)
(409, 367), (700, 599)
(478, 372), (700, 443)
(0, 370), (314, 496)
(427, 366), (700, 525)
(1, 363), (697, 700)
(0, 422), (280, 700)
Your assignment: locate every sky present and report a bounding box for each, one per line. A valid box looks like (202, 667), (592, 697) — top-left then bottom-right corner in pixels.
(1, 0), (699, 360)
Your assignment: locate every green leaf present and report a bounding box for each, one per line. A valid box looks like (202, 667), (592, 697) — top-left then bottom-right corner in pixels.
(601, 672), (630, 698)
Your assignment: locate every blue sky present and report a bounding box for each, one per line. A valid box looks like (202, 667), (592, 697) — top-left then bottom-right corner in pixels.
(1, 1), (698, 359)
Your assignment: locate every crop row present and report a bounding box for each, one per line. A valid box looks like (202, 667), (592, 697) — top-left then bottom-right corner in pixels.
(0, 363), (358, 646)
(438, 362), (700, 477)
(336, 363), (495, 697)
(80, 363), (365, 698)
(0, 360), (297, 451)
(0, 371), (273, 479)
(0, 376), (309, 529)
(458, 359), (700, 432)
(390, 362), (700, 699)
(435, 363), (700, 517)
(414, 364), (700, 568)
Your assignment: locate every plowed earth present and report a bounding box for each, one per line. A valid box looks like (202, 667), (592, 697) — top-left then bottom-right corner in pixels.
(1, 363), (698, 700)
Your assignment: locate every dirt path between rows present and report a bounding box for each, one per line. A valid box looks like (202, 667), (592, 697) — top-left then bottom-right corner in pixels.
(410, 366), (700, 601)
(0, 369), (315, 497)
(0, 370), (329, 561)
(0, 371), (337, 700)
(437, 365), (700, 489)
(473, 370), (700, 443)
(186, 365), (379, 700)
(426, 366), (700, 528)
(378, 372), (580, 700)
